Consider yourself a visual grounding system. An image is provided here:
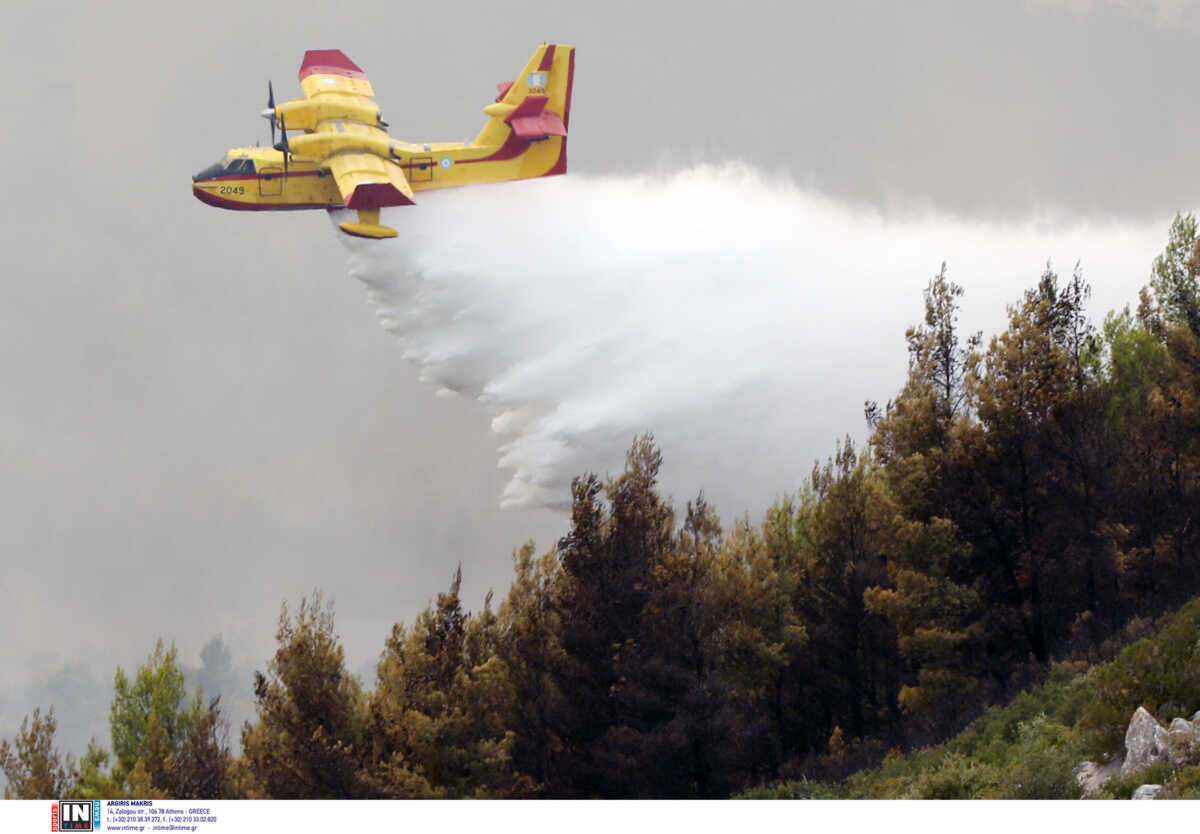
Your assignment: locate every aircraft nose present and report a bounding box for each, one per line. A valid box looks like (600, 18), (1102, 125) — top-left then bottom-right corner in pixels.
(193, 162), (225, 183)
(192, 183), (223, 208)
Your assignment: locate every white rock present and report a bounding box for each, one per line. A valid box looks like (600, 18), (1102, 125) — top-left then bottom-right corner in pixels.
(1121, 706), (1170, 776)
(1132, 784), (1163, 800)
(1169, 717), (1193, 733)
(1075, 759), (1121, 796)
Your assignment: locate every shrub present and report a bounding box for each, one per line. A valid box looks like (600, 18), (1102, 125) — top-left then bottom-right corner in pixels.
(910, 753), (998, 799)
(998, 716), (1085, 799)
(1164, 765), (1200, 799)
(738, 778), (839, 799)
(1095, 760), (1174, 799)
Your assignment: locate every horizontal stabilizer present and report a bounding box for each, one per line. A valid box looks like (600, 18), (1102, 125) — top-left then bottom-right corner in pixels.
(505, 95), (567, 139)
(510, 113), (567, 139)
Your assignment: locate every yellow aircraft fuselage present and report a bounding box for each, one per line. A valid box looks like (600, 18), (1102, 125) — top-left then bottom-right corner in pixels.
(192, 45), (574, 237)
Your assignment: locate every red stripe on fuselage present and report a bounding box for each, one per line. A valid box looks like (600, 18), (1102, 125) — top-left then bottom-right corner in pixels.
(538, 44), (556, 71)
(456, 131), (532, 165)
(192, 186), (337, 211)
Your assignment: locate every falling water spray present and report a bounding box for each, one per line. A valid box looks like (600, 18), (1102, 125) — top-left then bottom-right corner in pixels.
(341, 164), (1170, 517)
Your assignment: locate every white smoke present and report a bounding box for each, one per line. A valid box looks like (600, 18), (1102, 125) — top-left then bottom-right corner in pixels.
(340, 164), (1173, 517)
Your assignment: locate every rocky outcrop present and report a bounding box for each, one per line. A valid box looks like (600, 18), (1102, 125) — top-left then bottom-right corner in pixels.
(1076, 706), (1200, 798)
(1132, 784), (1163, 800)
(1075, 759), (1121, 796)
(1121, 707), (1170, 776)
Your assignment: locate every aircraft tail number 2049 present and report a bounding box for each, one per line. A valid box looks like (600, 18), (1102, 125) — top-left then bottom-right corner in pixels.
(192, 44), (575, 239)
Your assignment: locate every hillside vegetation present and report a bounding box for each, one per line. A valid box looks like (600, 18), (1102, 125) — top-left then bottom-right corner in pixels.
(748, 596), (1200, 798)
(3, 214), (1199, 799)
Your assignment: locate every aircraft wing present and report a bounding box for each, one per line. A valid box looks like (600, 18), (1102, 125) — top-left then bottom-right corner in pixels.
(326, 152), (415, 210)
(299, 49), (376, 100)
(323, 152), (413, 239)
(298, 50), (412, 236)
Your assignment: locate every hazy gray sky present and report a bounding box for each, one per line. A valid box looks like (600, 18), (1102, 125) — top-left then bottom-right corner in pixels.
(2, 0), (1198, 759)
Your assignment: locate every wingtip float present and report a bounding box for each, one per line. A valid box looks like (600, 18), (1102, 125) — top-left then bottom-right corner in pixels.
(192, 45), (575, 239)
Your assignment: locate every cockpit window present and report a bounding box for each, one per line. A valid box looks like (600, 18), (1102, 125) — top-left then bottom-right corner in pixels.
(193, 160), (226, 182)
(193, 156), (256, 182)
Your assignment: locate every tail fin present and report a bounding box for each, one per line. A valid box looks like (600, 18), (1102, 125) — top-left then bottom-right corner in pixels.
(476, 44), (575, 165)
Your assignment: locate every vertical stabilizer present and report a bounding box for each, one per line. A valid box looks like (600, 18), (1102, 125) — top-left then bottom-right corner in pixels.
(476, 44), (575, 173)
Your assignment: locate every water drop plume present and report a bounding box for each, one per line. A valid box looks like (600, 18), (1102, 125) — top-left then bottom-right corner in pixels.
(340, 163), (1167, 516)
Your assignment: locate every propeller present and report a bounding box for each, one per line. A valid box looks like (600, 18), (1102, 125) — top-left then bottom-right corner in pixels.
(265, 81), (276, 147)
(274, 113), (290, 173)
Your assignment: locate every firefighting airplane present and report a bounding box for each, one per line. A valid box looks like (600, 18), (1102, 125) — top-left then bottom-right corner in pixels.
(192, 44), (574, 239)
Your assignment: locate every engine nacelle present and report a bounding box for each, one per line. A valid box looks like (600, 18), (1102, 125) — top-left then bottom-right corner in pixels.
(267, 96), (383, 133)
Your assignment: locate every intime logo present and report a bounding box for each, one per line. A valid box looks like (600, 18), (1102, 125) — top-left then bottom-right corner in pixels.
(53, 800), (95, 831)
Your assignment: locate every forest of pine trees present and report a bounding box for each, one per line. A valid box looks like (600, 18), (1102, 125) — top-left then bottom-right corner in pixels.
(4, 214), (1199, 799)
